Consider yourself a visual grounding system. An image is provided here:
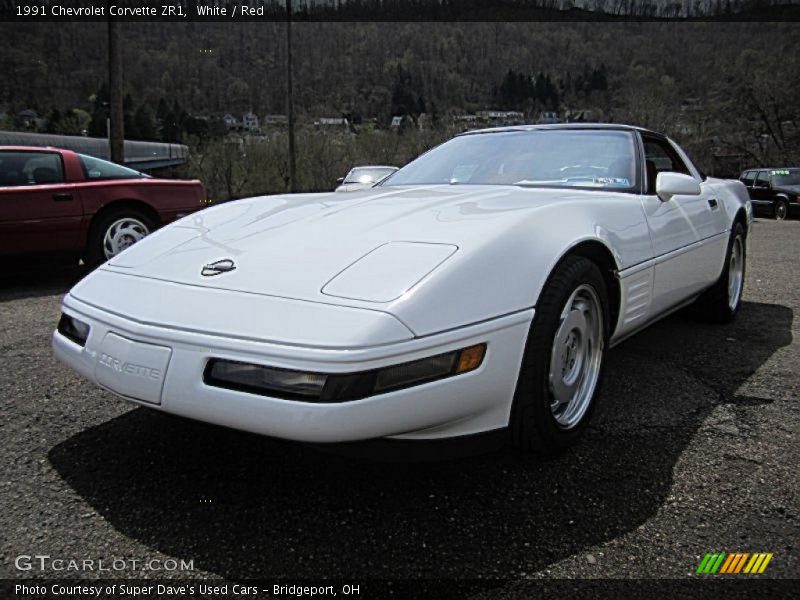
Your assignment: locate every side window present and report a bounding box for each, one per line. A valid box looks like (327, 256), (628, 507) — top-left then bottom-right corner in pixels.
(741, 171), (755, 187)
(0, 151), (64, 187)
(642, 136), (690, 194)
(755, 171), (769, 188)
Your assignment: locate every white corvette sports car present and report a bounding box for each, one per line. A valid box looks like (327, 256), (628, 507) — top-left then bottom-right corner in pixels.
(53, 124), (752, 452)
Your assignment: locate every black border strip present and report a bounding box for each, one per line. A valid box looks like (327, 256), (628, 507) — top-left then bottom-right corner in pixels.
(2, 0), (800, 23)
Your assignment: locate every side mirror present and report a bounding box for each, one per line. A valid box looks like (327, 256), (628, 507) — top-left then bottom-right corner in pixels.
(656, 172), (701, 202)
(336, 177), (345, 184)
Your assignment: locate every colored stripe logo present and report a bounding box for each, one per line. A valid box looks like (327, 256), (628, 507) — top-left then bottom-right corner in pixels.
(697, 552), (773, 574)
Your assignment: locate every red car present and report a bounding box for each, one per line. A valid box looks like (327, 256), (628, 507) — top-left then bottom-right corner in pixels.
(0, 146), (206, 265)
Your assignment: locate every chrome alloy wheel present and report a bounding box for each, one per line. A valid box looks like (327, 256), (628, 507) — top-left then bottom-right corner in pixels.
(548, 284), (604, 429)
(103, 217), (149, 259)
(728, 235), (744, 310)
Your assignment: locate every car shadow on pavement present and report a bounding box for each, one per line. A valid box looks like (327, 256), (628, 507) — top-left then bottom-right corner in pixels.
(48, 301), (793, 579)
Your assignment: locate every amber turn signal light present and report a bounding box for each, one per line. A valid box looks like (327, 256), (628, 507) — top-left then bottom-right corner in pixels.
(456, 344), (486, 374)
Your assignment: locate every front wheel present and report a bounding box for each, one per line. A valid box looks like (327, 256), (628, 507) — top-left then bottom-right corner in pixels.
(85, 209), (156, 266)
(510, 256), (609, 453)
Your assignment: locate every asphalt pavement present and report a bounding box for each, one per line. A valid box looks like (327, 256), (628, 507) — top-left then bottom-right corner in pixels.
(0, 219), (797, 591)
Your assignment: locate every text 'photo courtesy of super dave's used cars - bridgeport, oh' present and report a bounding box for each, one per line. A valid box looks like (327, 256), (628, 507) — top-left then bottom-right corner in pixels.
(53, 124), (753, 453)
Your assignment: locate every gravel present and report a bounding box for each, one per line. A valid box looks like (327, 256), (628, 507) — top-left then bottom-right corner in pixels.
(0, 219), (797, 586)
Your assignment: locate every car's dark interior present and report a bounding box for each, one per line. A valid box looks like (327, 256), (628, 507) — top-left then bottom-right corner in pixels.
(645, 159), (658, 195)
(0, 153), (63, 186)
(0, 169), (24, 186)
(0, 157), (27, 186)
(643, 137), (691, 194)
(32, 167), (60, 184)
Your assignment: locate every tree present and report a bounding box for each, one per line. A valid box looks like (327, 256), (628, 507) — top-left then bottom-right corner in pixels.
(391, 66), (425, 119)
(160, 100), (186, 142)
(156, 97), (170, 126)
(88, 84), (110, 138)
(497, 69), (534, 109)
(590, 64), (608, 92)
(132, 105), (158, 141)
(45, 109), (63, 134)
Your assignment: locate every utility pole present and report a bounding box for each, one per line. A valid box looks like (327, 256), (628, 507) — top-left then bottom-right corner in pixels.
(107, 16), (124, 164)
(286, 0), (297, 192)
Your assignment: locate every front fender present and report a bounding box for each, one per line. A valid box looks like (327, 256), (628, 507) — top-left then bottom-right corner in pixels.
(387, 198), (650, 336)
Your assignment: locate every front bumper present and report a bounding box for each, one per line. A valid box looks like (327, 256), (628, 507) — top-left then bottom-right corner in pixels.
(53, 293), (532, 442)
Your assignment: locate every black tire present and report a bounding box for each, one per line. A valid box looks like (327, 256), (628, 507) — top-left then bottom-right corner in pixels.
(773, 199), (789, 220)
(85, 208), (157, 267)
(509, 255), (610, 453)
(693, 222), (746, 324)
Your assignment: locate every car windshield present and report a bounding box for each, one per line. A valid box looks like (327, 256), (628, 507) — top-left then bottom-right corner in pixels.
(344, 167), (396, 184)
(771, 169), (800, 187)
(381, 129), (638, 191)
(78, 154), (145, 181)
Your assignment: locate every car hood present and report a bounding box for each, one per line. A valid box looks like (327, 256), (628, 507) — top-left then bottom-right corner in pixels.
(97, 184), (636, 334)
(107, 185), (551, 289)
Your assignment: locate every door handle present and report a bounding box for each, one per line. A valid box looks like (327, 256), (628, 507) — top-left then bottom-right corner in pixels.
(708, 198), (718, 209)
(52, 192), (73, 202)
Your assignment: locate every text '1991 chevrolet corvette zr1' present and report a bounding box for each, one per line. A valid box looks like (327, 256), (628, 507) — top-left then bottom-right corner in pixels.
(53, 124), (752, 452)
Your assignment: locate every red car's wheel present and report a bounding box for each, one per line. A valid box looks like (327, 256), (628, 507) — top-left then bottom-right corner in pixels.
(85, 208), (156, 266)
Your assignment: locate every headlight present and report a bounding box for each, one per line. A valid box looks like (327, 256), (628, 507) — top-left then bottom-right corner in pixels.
(205, 361), (327, 399)
(204, 344), (486, 403)
(57, 314), (91, 346)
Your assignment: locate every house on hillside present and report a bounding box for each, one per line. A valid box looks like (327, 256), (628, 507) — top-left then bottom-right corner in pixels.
(564, 108), (597, 122)
(262, 114), (288, 127)
(417, 113), (433, 130)
(537, 111), (561, 124)
(453, 114), (479, 124)
(242, 112), (260, 131)
(18, 109), (45, 130)
(680, 98), (704, 113)
(222, 114), (238, 129)
(477, 110), (525, 125)
(314, 117), (350, 130)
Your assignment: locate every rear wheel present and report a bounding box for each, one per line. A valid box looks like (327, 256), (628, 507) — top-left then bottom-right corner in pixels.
(773, 199), (788, 220)
(85, 208), (156, 266)
(693, 222), (746, 323)
(510, 256), (609, 453)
